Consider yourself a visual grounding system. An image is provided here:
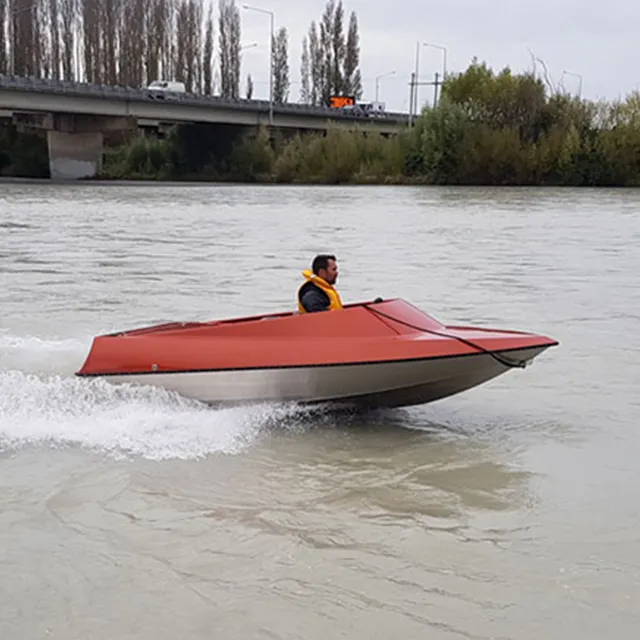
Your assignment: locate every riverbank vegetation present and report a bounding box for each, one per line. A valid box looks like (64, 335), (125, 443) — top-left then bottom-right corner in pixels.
(2, 60), (639, 186)
(0, 123), (49, 178)
(96, 60), (640, 187)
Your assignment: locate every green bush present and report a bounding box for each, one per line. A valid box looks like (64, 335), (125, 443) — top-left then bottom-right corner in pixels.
(0, 123), (49, 178)
(100, 135), (173, 180)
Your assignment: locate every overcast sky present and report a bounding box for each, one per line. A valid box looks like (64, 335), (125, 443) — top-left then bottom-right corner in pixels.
(233, 0), (639, 112)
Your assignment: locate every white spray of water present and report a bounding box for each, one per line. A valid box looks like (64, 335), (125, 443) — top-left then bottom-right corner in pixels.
(0, 331), (321, 460)
(0, 329), (89, 376)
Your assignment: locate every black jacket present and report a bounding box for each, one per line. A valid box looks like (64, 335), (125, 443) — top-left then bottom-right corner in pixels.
(298, 280), (331, 312)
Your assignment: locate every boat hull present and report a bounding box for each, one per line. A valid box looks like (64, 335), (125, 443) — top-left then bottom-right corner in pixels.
(81, 344), (549, 409)
(76, 298), (558, 409)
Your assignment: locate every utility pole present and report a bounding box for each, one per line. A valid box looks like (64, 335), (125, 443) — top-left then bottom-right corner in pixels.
(408, 72), (415, 125)
(409, 40), (448, 125)
(431, 73), (441, 107)
(407, 72), (442, 126)
(413, 41), (420, 119)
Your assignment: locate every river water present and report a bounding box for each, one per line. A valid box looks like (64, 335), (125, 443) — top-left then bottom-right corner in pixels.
(1, 182), (638, 639)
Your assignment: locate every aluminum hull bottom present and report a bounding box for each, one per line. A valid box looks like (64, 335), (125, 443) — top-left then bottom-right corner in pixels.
(87, 346), (548, 409)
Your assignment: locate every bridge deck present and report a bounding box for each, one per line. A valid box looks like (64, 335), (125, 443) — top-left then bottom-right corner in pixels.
(0, 75), (409, 132)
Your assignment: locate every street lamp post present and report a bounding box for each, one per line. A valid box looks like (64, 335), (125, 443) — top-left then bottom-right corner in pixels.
(561, 70), (583, 98)
(412, 41), (420, 121)
(423, 42), (447, 108)
(375, 70), (395, 102)
(411, 40), (448, 120)
(423, 42), (447, 82)
(242, 4), (274, 126)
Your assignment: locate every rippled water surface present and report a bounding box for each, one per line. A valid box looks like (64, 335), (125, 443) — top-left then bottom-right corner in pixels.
(1, 183), (639, 639)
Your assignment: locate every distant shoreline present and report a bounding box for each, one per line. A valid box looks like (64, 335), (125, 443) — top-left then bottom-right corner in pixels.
(0, 176), (230, 187)
(3, 60), (640, 188)
(0, 176), (635, 189)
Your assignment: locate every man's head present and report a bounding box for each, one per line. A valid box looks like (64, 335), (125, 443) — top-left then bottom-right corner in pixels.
(311, 254), (338, 285)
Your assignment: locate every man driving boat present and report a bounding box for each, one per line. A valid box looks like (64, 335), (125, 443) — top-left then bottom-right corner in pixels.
(297, 254), (344, 313)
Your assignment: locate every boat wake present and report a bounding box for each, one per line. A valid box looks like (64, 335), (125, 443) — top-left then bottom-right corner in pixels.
(0, 330), (333, 460)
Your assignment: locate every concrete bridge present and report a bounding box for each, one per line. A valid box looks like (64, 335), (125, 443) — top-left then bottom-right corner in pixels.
(0, 75), (409, 180)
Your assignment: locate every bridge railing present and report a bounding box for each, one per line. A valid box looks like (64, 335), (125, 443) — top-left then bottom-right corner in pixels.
(0, 74), (410, 125)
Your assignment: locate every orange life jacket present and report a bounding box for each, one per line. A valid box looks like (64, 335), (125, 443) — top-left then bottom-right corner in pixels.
(297, 270), (344, 313)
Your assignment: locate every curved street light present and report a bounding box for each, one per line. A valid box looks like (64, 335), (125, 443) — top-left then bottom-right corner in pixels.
(561, 70), (583, 98)
(242, 4), (275, 125)
(411, 41), (448, 119)
(375, 70), (395, 102)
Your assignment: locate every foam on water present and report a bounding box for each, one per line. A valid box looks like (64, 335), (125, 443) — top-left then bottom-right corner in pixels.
(0, 329), (90, 376)
(0, 331), (317, 460)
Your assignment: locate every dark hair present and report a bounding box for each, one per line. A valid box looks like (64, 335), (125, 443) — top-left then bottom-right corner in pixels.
(312, 254), (337, 275)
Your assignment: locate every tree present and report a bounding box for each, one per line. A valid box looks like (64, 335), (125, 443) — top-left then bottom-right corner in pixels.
(0, 0), (7, 73)
(59, 0), (76, 79)
(101, 0), (118, 85)
(202, 3), (214, 94)
(343, 10), (362, 97)
(272, 26), (289, 103)
(330, 0), (344, 94)
(9, 0), (43, 77)
(157, 0), (174, 83)
(300, 35), (310, 103)
(119, 0), (147, 87)
(0, 0), (361, 102)
(83, 0), (100, 83)
(305, 1), (362, 105)
(319, 0), (333, 104)
(219, 0), (241, 98)
(144, 0), (170, 87)
(175, 2), (190, 85)
(185, 0), (204, 92)
(49, 0), (61, 79)
(443, 60), (548, 142)
(308, 20), (322, 105)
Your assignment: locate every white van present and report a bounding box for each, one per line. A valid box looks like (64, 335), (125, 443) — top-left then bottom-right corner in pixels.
(146, 80), (186, 93)
(341, 100), (387, 117)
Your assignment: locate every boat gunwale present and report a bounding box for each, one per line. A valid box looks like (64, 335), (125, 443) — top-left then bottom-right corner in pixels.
(75, 342), (558, 377)
(100, 298), (423, 338)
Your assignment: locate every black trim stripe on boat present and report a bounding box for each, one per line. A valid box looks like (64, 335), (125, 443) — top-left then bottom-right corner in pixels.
(75, 343), (558, 377)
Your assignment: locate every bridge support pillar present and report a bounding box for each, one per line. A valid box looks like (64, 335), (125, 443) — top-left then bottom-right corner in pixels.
(12, 112), (136, 180)
(46, 131), (104, 180)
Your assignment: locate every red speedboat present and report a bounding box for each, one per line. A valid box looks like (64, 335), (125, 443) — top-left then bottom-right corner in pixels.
(76, 298), (558, 408)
